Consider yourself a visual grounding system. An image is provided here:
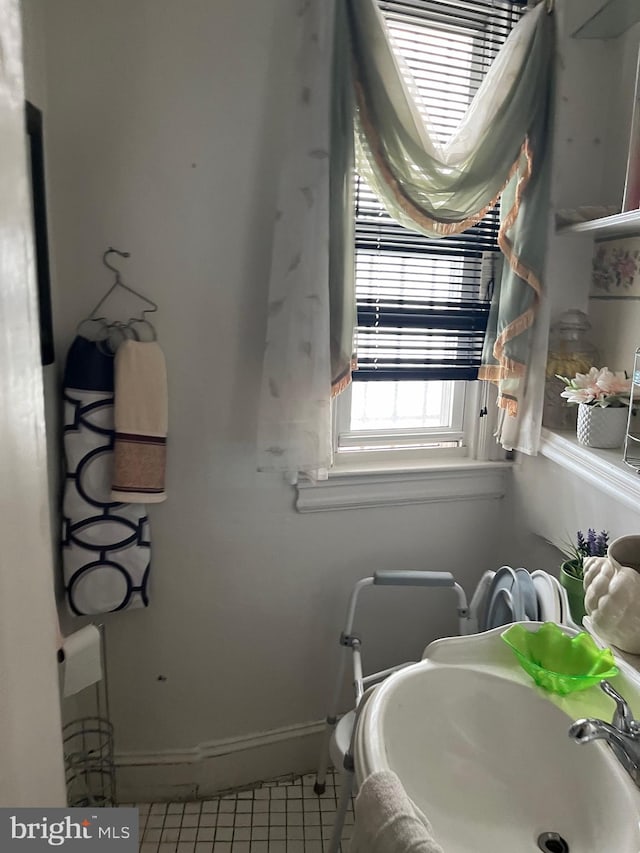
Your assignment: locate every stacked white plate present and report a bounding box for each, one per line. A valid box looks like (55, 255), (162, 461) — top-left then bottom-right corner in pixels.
(531, 570), (563, 623)
(468, 566), (579, 632)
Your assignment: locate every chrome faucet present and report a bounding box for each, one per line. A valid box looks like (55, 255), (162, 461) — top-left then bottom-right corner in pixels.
(568, 680), (640, 788)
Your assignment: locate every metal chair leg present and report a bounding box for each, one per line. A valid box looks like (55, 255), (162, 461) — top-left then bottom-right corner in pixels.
(328, 764), (354, 853)
(314, 714), (337, 794)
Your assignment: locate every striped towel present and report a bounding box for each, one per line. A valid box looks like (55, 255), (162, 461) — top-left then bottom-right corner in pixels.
(111, 340), (168, 503)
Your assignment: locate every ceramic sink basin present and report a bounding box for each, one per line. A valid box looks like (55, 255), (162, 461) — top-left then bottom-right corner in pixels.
(354, 624), (640, 853)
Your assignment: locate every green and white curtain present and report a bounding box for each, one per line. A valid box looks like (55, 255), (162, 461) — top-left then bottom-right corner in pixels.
(257, 0), (555, 474)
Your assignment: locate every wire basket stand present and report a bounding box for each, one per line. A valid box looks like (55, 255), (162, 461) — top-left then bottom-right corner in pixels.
(64, 714), (116, 806)
(62, 624), (117, 807)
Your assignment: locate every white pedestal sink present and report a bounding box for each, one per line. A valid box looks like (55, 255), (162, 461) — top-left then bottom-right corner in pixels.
(354, 623), (640, 853)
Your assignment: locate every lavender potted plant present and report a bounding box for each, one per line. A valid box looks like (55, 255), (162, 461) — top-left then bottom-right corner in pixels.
(561, 528), (609, 623)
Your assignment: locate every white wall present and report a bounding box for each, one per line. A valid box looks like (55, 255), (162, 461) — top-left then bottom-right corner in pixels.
(0, 0), (65, 806)
(543, 1), (618, 322)
(513, 2), (640, 569)
(39, 0), (515, 798)
(588, 233), (640, 376)
(515, 452), (640, 549)
(587, 20), (640, 377)
(545, 7), (640, 353)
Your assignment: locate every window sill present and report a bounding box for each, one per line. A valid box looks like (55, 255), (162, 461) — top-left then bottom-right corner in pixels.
(295, 458), (511, 513)
(538, 428), (640, 511)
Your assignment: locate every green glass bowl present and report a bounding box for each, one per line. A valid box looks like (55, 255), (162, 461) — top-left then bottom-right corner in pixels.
(501, 622), (618, 695)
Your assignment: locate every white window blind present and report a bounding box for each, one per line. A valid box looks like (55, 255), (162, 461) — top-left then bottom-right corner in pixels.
(354, 0), (526, 383)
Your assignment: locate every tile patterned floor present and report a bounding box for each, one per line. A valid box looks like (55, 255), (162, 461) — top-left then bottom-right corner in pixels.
(134, 770), (353, 853)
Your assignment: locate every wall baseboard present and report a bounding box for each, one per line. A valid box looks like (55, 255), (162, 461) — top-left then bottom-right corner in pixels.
(115, 719), (326, 802)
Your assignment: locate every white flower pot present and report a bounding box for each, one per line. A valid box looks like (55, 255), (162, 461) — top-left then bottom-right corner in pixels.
(576, 403), (628, 449)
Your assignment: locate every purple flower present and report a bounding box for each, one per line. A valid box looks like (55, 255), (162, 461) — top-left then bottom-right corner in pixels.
(596, 530), (609, 556)
(574, 528), (608, 560)
(565, 529), (609, 580)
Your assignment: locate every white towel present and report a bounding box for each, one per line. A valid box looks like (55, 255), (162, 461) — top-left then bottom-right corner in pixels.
(351, 771), (444, 853)
(111, 340), (168, 503)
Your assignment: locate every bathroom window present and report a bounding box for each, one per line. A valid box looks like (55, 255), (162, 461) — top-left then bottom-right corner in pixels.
(335, 0), (525, 462)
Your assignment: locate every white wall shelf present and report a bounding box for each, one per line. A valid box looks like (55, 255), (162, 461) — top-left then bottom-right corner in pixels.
(572, 0), (640, 40)
(557, 209), (640, 238)
(539, 427), (640, 512)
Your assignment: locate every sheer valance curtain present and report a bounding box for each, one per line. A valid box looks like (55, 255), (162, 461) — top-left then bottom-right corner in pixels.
(257, 0), (555, 476)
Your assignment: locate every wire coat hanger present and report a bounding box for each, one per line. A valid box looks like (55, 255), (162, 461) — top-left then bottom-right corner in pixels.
(81, 247), (158, 342)
(89, 247), (158, 320)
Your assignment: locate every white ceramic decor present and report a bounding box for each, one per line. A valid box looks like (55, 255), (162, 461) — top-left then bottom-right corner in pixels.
(584, 535), (640, 653)
(576, 402), (628, 448)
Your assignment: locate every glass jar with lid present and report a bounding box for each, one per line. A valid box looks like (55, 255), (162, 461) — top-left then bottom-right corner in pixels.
(543, 309), (599, 430)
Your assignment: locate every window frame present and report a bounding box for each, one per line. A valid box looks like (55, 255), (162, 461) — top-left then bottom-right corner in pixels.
(334, 0), (523, 469)
(333, 379), (501, 469)
(335, 380), (466, 445)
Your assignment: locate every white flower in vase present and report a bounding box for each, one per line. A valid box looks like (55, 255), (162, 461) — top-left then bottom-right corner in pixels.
(557, 367), (631, 448)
